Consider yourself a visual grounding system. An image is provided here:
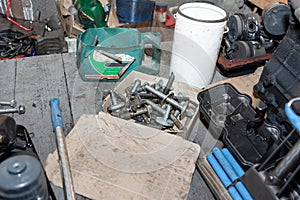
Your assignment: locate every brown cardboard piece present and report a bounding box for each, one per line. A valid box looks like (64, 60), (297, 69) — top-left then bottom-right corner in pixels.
(45, 112), (200, 200)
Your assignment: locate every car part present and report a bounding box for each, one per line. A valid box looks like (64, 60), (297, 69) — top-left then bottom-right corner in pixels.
(228, 13), (261, 42)
(262, 2), (291, 37)
(0, 155), (49, 200)
(0, 30), (33, 59)
(227, 40), (266, 60)
(198, 83), (281, 167)
(0, 115), (56, 199)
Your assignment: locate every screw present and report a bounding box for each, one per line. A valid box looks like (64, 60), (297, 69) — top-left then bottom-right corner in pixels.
(0, 100), (17, 108)
(155, 104), (173, 127)
(163, 72), (175, 95)
(109, 90), (125, 111)
(144, 85), (187, 113)
(0, 105), (25, 114)
(131, 79), (141, 94)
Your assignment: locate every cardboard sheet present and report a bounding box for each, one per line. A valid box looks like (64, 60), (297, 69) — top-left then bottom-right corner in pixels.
(45, 112), (200, 199)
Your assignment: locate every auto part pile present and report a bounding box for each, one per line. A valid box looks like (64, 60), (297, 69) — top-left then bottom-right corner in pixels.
(199, 2), (300, 199)
(218, 2), (291, 76)
(0, 0), (67, 57)
(106, 73), (197, 134)
(0, 30), (34, 59)
(0, 103), (56, 199)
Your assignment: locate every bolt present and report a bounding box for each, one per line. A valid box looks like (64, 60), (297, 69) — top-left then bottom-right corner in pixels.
(138, 92), (157, 99)
(170, 109), (183, 130)
(118, 106), (150, 120)
(0, 105), (25, 114)
(109, 90), (125, 111)
(183, 108), (195, 130)
(114, 90), (127, 103)
(144, 85), (187, 113)
(163, 72), (175, 95)
(130, 95), (142, 112)
(0, 100), (17, 108)
(131, 79), (141, 94)
(170, 114), (184, 130)
(144, 99), (181, 129)
(143, 99), (164, 115)
(156, 79), (164, 91)
(155, 104), (173, 127)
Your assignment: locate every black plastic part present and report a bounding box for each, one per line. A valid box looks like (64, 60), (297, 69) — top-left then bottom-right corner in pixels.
(0, 115), (17, 152)
(0, 124), (56, 200)
(198, 83), (280, 167)
(254, 23), (300, 113)
(262, 2), (291, 37)
(198, 83), (254, 139)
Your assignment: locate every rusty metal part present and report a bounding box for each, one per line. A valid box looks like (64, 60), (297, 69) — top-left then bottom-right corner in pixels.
(217, 54), (272, 76)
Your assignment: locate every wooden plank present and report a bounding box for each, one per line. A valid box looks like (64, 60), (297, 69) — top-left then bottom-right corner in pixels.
(248, 0), (288, 9)
(14, 54), (72, 165)
(0, 59), (16, 102)
(62, 53), (116, 123)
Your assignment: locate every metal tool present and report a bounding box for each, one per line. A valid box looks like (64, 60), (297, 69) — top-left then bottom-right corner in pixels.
(0, 105), (25, 115)
(50, 98), (75, 200)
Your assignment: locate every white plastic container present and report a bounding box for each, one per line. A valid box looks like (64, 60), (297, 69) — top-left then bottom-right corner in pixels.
(170, 2), (227, 88)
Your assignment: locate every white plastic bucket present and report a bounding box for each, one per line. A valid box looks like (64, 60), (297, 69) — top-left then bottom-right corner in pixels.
(170, 2), (227, 88)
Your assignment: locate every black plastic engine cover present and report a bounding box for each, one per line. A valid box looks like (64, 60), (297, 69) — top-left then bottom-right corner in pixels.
(198, 83), (280, 167)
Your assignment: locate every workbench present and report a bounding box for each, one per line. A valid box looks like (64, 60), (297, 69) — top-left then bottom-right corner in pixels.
(0, 0), (284, 198)
(0, 52), (219, 199)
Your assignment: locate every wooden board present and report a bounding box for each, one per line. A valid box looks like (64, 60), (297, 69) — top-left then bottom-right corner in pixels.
(248, 0), (288, 9)
(14, 54), (72, 164)
(62, 53), (116, 123)
(0, 59), (16, 103)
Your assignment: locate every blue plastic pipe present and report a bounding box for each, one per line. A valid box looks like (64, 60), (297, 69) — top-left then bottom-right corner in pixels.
(222, 148), (245, 177)
(207, 154), (232, 187)
(212, 147), (239, 182)
(235, 182), (253, 200)
(228, 187), (243, 200)
(285, 97), (300, 132)
(207, 154), (243, 200)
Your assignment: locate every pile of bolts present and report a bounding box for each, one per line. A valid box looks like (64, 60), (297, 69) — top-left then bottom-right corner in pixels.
(107, 73), (197, 133)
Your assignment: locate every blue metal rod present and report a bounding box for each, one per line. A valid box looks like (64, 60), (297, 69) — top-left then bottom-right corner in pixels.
(235, 182), (253, 200)
(207, 154), (232, 188)
(222, 148), (245, 177)
(213, 147), (239, 182)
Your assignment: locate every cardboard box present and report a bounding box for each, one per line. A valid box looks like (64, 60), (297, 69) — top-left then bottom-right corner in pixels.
(103, 71), (201, 139)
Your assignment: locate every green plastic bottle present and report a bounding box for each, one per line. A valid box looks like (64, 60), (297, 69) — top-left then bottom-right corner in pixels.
(76, 0), (107, 28)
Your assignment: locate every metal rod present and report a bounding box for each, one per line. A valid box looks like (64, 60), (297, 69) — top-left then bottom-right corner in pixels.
(55, 126), (76, 200)
(144, 85), (185, 112)
(50, 98), (75, 200)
